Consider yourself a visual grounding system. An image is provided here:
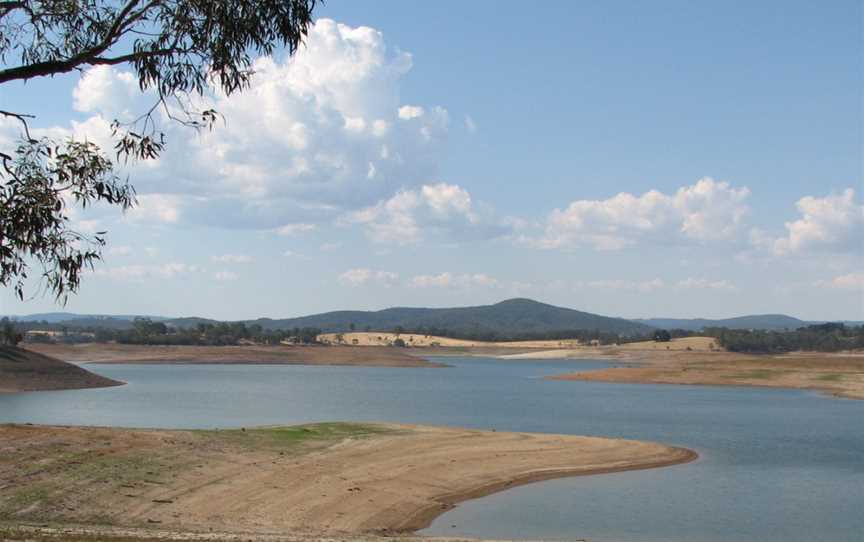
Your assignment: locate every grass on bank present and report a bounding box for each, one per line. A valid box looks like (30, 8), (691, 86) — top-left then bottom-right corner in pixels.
(195, 422), (391, 450)
(0, 422), (393, 523)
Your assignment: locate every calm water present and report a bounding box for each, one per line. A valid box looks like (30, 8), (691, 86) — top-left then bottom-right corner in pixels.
(0, 357), (862, 541)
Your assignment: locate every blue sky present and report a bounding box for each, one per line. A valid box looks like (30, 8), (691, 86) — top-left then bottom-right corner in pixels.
(1, 0), (862, 320)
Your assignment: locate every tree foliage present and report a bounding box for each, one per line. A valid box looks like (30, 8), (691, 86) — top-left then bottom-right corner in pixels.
(652, 329), (672, 342)
(1, 316), (22, 345)
(1, 0), (317, 301)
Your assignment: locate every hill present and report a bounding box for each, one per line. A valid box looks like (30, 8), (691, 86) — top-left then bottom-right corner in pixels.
(242, 298), (653, 337)
(634, 314), (808, 331)
(0, 346), (123, 393)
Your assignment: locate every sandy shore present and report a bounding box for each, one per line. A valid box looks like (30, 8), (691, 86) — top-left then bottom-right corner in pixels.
(23, 343), (444, 368)
(534, 340), (864, 400)
(0, 423), (695, 537)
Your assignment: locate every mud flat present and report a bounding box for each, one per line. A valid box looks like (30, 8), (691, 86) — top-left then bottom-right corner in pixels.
(0, 423), (695, 537)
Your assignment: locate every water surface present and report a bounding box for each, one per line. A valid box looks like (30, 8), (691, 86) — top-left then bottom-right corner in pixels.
(0, 357), (861, 542)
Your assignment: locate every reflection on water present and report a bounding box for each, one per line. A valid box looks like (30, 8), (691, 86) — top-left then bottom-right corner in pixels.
(0, 357), (861, 542)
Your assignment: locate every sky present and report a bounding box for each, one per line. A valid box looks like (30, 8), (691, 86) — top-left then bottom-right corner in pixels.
(1, 0), (862, 321)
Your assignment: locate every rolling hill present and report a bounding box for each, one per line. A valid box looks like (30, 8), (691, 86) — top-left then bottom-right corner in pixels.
(240, 298), (654, 336)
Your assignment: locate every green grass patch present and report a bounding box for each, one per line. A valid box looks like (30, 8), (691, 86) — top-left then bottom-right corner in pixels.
(815, 373), (845, 382)
(63, 451), (168, 486)
(196, 422), (391, 451)
(729, 369), (785, 380)
(3, 484), (54, 511)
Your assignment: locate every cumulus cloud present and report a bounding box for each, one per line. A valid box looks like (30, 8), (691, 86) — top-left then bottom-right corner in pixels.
(344, 183), (505, 244)
(338, 268), (399, 286)
(213, 270), (239, 281)
(66, 19), (449, 230)
(107, 246), (133, 256)
(464, 115), (477, 133)
(534, 178), (750, 250)
(571, 277), (734, 292)
(410, 272), (500, 289)
(675, 278), (737, 291)
(574, 279), (665, 292)
(815, 273), (864, 290)
(275, 223), (317, 236)
(93, 263), (201, 281)
(767, 189), (863, 256)
(211, 254), (253, 264)
(124, 194), (182, 224)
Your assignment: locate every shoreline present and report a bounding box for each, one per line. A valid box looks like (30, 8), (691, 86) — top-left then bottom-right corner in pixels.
(0, 422), (697, 537)
(22, 343), (445, 369)
(402, 445), (697, 532)
(534, 345), (864, 400)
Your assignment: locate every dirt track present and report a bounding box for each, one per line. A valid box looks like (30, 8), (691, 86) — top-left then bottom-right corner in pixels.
(0, 423), (695, 537)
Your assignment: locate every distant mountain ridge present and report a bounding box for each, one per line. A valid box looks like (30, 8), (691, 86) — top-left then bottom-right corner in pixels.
(8, 312), (169, 323)
(237, 298), (653, 336)
(6, 301), (856, 335)
(633, 314), (809, 331)
(7, 299), (651, 337)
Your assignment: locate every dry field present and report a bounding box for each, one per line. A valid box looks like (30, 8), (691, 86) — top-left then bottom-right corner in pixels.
(0, 423), (694, 538)
(318, 332), (582, 349)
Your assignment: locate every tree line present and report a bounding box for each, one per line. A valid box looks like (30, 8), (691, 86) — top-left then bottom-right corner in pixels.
(10, 318), (864, 353)
(701, 323), (864, 353)
(20, 318), (322, 347)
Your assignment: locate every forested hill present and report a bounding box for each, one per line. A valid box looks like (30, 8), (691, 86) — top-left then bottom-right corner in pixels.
(247, 298), (653, 336)
(633, 314), (808, 331)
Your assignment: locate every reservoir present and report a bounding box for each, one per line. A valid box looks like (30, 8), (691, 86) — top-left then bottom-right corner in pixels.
(0, 357), (861, 541)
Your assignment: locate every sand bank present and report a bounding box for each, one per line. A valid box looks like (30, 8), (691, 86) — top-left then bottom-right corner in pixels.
(539, 341), (864, 400)
(0, 423), (695, 537)
(23, 343), (443, 368)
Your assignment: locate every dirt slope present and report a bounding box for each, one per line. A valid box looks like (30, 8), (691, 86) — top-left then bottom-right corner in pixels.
(0, 345), (123, 393)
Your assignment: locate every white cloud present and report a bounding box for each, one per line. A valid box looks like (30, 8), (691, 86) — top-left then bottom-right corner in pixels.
(574, 279), (665, 292)
(211, 254), (253, 264)
(338, 268), (399, 286)
(66, 19), (450, 231)
(344, 183), (504, 244)
(398, 105), (425, 119)
(815, 273), (864, 290)
(283, 250), (311, 260)
(213, 270), (239, 281)
(464, 115), (477, 133)
(124, 194), (182, 224)
(535, 178), (750, 250)
(320, 242), (342, 251)
(107, 246), (133, 256)
(93, 263), (201, 281)
(275, 223), (317, 236)
(675, 278), (737, 291)
(769, 189), (863, 256)
(73, 65), (138, 117)
(410, 272), (500, 289)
